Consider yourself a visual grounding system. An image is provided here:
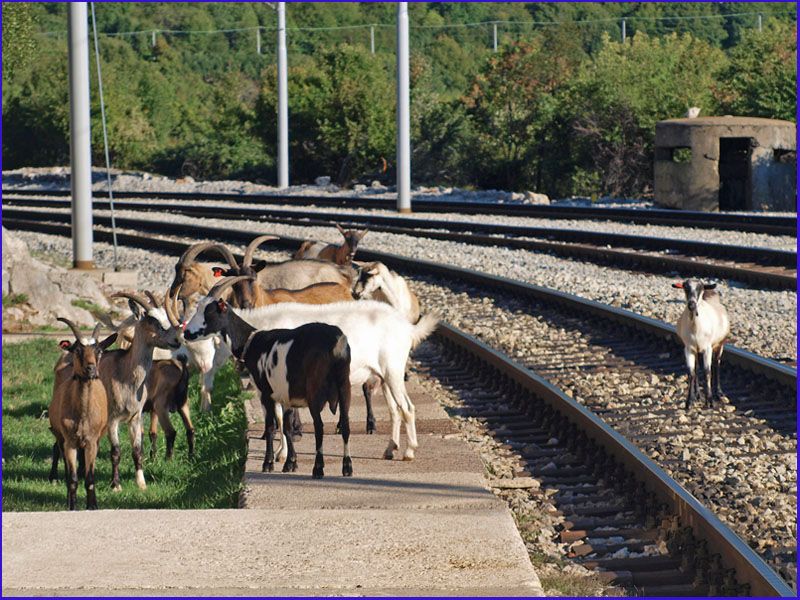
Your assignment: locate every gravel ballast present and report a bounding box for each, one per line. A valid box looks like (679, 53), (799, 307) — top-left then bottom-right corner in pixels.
(13, 208), (796, 362)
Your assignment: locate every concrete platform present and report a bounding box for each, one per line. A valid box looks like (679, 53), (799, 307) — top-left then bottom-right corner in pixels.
(2, 371), (545, 596)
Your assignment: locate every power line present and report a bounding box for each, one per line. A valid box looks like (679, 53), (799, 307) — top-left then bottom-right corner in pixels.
(37, 10), (792, 38)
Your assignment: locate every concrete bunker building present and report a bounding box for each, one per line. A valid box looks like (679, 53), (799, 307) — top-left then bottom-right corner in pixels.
(654, 116), (796, 212)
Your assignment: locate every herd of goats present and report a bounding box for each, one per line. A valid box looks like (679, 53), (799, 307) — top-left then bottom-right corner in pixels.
(46, 224), (730, 511)
(48, 226), (437, 510)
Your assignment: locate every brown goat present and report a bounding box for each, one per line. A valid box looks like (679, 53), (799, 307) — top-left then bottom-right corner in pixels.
(49, 319), (116, 510)
(294, 224), (368, 265)
(144, 357), (193, 460)
(170, 238), (354, 311)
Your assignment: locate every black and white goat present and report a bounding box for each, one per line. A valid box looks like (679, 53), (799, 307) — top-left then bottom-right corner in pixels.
(184, 281), (353, 478)
(184, 276), (438, 461)
(673, 279), (730, 409)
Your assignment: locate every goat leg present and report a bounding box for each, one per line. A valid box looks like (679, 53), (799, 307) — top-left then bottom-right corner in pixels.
(701, 349), (713, 409)
(312, 410), (325, 479)
(363, 378), (378, 435)
(84, 440), (99, 510)
(289, 408), (303, 441)
(178, 403), (195, 459)
(48, 441), (61, 483)
(262, 394), (276, 472)
(340, 416), (352, 477)
(712, 346), (727, 403)
(149, 410), (159, 461)
(281, 408), (298, 473)
(64, 444), (78, 511)
(110, 444), (121, 491)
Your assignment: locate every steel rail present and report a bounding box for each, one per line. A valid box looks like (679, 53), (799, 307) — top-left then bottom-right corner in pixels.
(3, 216), (793, 595)
(3, 188), (796, 235)
(3, 202), (796, 290)
(5, 215), (794, 390)
(436, 323), (795, 597)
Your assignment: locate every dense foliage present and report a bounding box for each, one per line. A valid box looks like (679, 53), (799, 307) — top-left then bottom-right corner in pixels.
(2, 2), (795, 197)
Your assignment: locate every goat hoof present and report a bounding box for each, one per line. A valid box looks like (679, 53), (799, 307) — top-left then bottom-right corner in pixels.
(111, 483), (122, 492)
(366, 419), (376, 435)
(383, 441), (398, 460)
(262, 462), (274, 473)
(342, 457), (353, 477)
(282, 460), (297, 473)
(312, 466), (324, 479)
(402, 448), (415, 461)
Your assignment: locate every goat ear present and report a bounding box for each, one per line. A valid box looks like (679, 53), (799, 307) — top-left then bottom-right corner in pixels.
(212, 267), (226, 277)
(252, 260), (268, 273)
(672, 282), (684, 289)
(98, 333), (118, 351)
(703, 283), (717, 290)
(335, 223), (346, 235)
(217, 299), (228, 313)
(356, 229), (368, 240)
(59, 340), (72, 350)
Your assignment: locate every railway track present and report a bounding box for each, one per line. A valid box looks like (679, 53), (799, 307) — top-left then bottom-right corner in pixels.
(5, 217), (795, 596)
(3, 187), (796, 235)
(3, 199), (796, 290)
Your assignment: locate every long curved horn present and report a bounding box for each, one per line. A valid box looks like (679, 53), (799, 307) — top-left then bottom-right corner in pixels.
(164, 285), (182, 328)
(179, 241), (238, 269)
(91, 322), (103, 341)
(208, 275), (255, 300)
(110, 291), (154, 313)
(243, 235), (278, 267)
(144, 290), (162, 309)
(57, 317), (84, 342)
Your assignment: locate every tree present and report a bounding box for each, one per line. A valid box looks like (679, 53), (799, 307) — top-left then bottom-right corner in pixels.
(565, 31), (726, 197)
(2, 3), (37, 87)
(713, 20), (796, 121)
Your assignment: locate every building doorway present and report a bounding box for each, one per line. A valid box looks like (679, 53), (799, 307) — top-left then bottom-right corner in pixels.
(718, 138), (752, 211)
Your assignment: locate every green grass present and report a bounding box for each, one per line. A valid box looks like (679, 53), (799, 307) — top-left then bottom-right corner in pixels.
(70, 299), (118, 322)
(3, 293), (29, 307)
(2, 339), (249, 511)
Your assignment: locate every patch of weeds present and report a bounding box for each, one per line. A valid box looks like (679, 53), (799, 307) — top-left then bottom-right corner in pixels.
(3, 293), (29, 307)
(71, 299), (115, 321)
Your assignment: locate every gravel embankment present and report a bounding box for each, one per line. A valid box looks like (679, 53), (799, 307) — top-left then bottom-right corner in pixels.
(13, 208), (796, 362)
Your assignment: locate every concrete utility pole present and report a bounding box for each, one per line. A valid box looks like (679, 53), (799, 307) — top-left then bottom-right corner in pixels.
(396, 2), (411, 213)
(68, 2), (94, 269)
(277, 2), (289, 188)
(621, 19), (627, 43)
(493, 22), (498, 52)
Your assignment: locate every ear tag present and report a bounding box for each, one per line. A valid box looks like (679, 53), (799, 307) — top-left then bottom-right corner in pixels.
(213, 268), (224, 277)
(217, 299), (227, 313)
(672, 282), (684, 289)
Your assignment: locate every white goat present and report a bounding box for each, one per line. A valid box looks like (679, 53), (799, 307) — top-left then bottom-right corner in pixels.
(353, 261), (420, 323)
(673, 279), (730, 409)
(185, 276), (438, 461)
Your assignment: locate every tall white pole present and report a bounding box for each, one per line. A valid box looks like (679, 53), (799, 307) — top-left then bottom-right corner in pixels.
(277, 2), (289, 188)
(396, 2), (411, 213)
(68, 2), (94, 269)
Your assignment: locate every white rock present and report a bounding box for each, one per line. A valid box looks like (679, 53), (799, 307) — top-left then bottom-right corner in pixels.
(314, 176), (331, 186)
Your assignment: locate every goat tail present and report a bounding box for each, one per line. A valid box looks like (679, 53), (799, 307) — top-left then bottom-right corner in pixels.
(329, 337), (351, 416)
(410, 311), (439, 349)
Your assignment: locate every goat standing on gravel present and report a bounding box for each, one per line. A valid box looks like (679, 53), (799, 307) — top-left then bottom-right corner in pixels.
(49, 319), (116, 510)
(294, 224), (368, 265)
(673, 280), (730, 409)
(183, 281), (353, 478)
